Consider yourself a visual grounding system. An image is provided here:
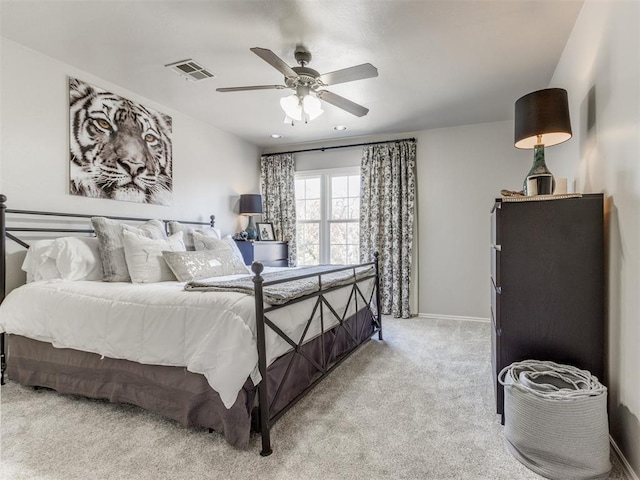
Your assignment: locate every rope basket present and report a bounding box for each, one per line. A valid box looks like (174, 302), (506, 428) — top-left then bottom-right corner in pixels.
(498, 360), (611, 480)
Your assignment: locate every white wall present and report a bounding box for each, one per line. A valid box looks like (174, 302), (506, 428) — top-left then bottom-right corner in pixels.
(1, 38), (260, 290)
(415, 121), (528, 318)
(267, 121), (528, 319)
(550, 0), (640, 475)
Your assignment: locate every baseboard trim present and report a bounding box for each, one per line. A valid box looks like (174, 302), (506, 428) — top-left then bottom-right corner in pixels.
(611, 436), (639, 480)
(417, 313), (491, 323)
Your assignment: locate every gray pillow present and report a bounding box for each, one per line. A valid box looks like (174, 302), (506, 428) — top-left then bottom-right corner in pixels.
(164, 245), (249, 282)
(91, 217), (167, 282)
(166, 221), (221, 251)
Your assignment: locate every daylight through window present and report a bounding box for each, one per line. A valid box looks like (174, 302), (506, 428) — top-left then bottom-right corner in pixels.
(295, 168), (360, 265)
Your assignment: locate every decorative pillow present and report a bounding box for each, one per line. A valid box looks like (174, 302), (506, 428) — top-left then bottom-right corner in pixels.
(21, 239), (60, 283)
(167, 221), (221, 251)
(91, 217), (167, 282)
(222, 235), (246, 264)
(163, 249), (250, 282)
(193, 231), (251, 273)
(48, 236), (103, 281)
(121, 230), (185, 283)
(193, 231), (226, 252)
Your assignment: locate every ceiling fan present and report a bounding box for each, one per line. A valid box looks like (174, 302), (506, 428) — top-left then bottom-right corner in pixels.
(216, 46), (378, 122)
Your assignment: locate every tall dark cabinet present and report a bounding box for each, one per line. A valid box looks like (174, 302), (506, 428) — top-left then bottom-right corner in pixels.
(490, 194), (605, 418)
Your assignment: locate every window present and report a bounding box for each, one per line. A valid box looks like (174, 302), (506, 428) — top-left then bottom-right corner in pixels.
(295, 168), (360, 265)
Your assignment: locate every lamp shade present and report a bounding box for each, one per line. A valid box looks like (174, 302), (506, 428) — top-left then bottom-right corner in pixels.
(239, 194), (263, 215)
(280, 91), (324, 124)
(280, 95), (303, 122)
(514, 88), (572, 149)
(302, 94), (324, 120)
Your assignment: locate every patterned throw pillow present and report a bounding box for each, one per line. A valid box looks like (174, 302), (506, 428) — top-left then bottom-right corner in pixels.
(162, 249), (249, 282)
(166, 221), (221, 251)
(193, 231), (251, 272)
(121, 230), (185, 283)
(91, 217), (167, 282)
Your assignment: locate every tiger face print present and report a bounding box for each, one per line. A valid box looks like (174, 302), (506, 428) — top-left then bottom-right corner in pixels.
(69, 78), (173, 205)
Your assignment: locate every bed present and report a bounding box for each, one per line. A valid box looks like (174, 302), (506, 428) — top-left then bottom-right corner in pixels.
(0, 195), (382, 455)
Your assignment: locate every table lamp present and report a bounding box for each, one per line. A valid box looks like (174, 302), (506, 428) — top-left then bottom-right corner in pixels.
(514, 88), (572, 195)
(239, 194), (262, 240)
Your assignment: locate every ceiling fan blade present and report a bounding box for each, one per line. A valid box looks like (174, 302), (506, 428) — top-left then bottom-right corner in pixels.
(216, 85), (287, 92)
(316, 90), (369, 117)
(319, 63), (378, 86)
(250, 47), (298, 78)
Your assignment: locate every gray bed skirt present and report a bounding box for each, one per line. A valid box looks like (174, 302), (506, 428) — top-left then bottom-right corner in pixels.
(6, 308), (375, 449)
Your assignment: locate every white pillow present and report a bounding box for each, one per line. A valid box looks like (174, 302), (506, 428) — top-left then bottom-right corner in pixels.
(21, 239), (60, 283)
(167, 221), (221, 250)
(49, 237), (103, 281)
(122, 230), (186, 283)
(222, 235), (247, 264)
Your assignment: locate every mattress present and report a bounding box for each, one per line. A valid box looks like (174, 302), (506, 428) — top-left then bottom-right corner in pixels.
(0, 270), (372, 408)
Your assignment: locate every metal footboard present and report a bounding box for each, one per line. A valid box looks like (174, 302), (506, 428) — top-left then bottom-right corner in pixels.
(251, 255), (382, 456)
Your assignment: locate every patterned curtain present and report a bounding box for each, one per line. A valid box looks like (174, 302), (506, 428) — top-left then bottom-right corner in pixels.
(260, 153), (297, 266)
(360, 140), (417, 318)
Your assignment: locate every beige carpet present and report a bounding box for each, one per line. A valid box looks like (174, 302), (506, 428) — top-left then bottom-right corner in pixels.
(0, 317), (627, 480)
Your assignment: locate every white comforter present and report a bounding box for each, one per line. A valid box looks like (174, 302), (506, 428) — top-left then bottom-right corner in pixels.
(0, 271), (366, 408)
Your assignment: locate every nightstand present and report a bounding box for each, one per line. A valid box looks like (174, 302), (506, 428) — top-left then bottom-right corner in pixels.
(234, 240), (288, 267)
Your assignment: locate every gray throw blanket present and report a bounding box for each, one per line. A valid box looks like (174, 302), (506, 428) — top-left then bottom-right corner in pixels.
(184, 265), (374, 305)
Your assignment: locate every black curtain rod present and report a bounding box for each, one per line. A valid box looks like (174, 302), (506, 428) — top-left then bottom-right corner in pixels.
(262, 137), (416, 157)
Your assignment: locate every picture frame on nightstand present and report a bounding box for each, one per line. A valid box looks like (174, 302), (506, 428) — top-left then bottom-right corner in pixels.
(256, 222), (275, 241)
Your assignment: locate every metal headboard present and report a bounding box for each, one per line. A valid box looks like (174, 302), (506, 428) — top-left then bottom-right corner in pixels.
(0, 194), (216, 302)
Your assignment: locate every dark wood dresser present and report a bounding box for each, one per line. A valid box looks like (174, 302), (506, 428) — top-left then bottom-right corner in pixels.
(490, 194), (605, 419)
(234, 240), (288, 267)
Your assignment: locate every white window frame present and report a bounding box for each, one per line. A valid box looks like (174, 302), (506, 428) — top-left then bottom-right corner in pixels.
(295, 166), (360, 265)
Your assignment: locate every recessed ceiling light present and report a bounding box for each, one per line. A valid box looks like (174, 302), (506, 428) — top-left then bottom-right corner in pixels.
(269, 133), (283, 139)
(333, 125), (347, 131)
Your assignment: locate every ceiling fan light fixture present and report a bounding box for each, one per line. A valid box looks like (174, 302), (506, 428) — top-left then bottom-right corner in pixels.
(280, 94), (303, 122)
(303, 94), (323, 121)
(280, 92), (323, 124)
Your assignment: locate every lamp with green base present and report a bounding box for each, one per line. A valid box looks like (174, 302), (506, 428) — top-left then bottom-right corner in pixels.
(514, 88), (573, 196)
(239, 194), (263, 240)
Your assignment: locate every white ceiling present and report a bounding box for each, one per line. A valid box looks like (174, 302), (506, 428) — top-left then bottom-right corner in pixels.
(0, 0), (584, 148)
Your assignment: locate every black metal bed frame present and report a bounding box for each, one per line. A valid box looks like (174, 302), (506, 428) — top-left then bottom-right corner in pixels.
(0, 194), (382, 456)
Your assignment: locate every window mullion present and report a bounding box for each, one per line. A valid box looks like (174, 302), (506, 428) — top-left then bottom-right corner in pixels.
(321, 173), (330, 264)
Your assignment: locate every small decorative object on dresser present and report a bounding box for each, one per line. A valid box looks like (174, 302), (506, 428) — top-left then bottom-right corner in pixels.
(256, 222), (275, 241)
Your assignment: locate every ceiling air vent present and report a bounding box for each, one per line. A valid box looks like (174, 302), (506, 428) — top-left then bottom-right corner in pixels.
(165, 59), (215, 81)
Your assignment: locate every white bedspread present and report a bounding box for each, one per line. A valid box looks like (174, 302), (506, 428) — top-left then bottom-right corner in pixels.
(0, 271), (371, 408)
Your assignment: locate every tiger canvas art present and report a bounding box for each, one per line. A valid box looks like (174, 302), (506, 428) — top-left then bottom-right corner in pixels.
(69, 77), (173, 205)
